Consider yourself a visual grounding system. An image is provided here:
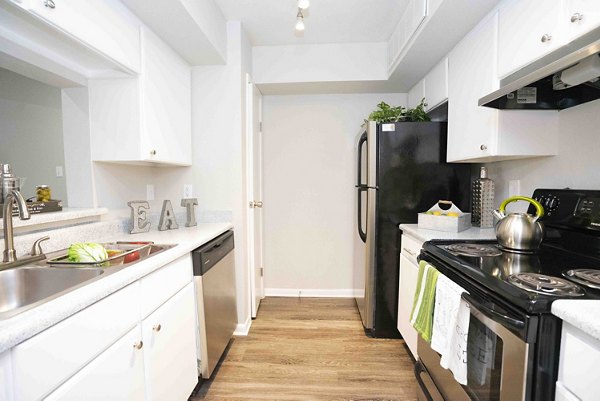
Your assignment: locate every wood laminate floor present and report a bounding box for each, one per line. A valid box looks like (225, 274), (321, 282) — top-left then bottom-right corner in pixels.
(190, 297), (418, 401)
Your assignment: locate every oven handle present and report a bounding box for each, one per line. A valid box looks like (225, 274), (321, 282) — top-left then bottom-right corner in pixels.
(413, 361), (435, 401)
(461, 293), (525, 330)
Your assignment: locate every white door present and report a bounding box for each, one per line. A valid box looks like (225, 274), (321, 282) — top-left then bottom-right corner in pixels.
(246, 75), (264, 318)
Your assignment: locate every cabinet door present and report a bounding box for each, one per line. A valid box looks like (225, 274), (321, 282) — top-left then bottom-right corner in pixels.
(447, 11), (498, 162)
(142, 282), (198, 401)
(424, 57), (448, 110)
(398, 254), (419, 358)
(566, 0), (600, 41)
(29, 0), (140, 73)
(45, 325), (145, 401)
(497, 0), (564, 78)
(141, 26), (192, 166)
(408, 79), (425, 109)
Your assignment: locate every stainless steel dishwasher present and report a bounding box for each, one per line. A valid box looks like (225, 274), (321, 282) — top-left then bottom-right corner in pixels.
(192, 230), (237, 378)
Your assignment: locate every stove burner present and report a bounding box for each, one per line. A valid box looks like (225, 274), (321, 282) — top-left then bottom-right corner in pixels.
(563, 269), (600, 290)
(507, 273), (585, 296)
(445, 243), (502, 257)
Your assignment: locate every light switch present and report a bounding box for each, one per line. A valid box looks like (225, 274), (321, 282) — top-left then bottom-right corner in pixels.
(509, 180), (521, 197)
(55, 166), (63, 177)
(146, 184), (155, 201)
(183, 184), (193, 198)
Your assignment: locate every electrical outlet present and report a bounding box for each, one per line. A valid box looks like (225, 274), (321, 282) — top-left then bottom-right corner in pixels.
(55, 166), (63, 177)
(183, 184), (193, 198)
(509, 180), (521, 197)
(146, 184), (155, 201)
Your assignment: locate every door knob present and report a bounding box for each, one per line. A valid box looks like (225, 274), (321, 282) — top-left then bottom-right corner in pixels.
(133, 341), (143, 350)
(570, 13), (583, 23)
(254, 201), (263, 208)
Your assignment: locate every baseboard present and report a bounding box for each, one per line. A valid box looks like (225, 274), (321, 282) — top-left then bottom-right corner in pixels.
(264, 288), (355, 298)
(233, 315), (252, 336)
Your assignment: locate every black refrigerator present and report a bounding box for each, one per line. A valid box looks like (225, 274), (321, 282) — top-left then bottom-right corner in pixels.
(353, 121), (471, 338)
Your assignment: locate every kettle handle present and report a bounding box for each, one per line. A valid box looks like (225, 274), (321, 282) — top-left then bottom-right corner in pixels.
(499, 196), (545, 219)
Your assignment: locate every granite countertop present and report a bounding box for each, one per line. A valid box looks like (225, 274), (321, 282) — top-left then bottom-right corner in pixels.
(0, 222), (232, 354)
(552, 300), (600, 342)
(399, 223), (496, 242)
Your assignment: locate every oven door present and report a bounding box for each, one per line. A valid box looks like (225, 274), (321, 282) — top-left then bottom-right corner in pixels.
(417, 292), (530, 401)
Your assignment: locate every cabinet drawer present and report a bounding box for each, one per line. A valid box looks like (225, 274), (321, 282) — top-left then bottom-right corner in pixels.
(12, 283), (140, 401)
(140, 254), (193, 318)
(558, 322), (600, 400)
(45, 325), (145, 401)
(400, 234), (423, 266)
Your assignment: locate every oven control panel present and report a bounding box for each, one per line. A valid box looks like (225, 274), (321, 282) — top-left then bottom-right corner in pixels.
(531, 189), (600, 231)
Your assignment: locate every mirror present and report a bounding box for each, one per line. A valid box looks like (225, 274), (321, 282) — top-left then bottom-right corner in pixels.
(0, 67), (68, 205)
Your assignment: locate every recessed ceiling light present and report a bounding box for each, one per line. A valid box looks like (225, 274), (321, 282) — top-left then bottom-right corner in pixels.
(298, 0), (310, 10)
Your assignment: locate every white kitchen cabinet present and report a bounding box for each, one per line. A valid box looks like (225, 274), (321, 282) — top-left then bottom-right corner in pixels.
(497, 0), (564, 79)
(0, 350), (14, 401)
(397, 234), (423, 358)
(89, 25), (192, 166)
(565, 0), (600, 42)
(424, 57), (448, 110)
(447, 10), (559, 163)
(27, 0), (140, 73)
(45, 325), (146, 401)
(408, 79), (425, 109)
(11, 282), (140, 401)
(388, 0), (427, 71)
(556, 322), (600, 401)
(142, 282), (198, 401)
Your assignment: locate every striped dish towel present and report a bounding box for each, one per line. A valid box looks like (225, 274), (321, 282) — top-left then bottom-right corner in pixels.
(410, 260), (440, 343)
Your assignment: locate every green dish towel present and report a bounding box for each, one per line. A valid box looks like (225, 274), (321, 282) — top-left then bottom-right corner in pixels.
(410, 260), (440, 343)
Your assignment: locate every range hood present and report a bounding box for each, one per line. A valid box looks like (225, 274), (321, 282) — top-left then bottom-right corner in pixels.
(480, 28), (600, 110)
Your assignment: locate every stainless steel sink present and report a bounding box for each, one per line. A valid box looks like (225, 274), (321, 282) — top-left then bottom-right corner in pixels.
(0, 243), (175, 320)
(0, 267), (104, 319)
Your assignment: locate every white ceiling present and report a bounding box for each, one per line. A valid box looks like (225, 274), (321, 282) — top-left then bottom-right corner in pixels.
(214, 0), (410, 46)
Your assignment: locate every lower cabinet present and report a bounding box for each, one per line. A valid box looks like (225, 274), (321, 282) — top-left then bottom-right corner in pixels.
(143, 283), (198, 401)
(398, 253), (419, 358)
(45, 326), (146, 401)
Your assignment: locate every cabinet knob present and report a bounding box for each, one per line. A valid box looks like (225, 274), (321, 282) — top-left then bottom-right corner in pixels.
(541, 34), (552, 43)
(571, 13), (583, 23)
(153, 324), (162, 332)
(150, 149), (157, 156)
(44, 0), (55, 8)
(133, 341), (144, 350)
(480, 144), (487, 151)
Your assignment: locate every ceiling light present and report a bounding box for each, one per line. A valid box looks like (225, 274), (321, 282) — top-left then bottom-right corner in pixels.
(298, 0), (310, 9)
(295, 10), (305, 31)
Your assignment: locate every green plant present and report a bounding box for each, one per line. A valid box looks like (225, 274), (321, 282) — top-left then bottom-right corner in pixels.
(365, 98), (431, 124)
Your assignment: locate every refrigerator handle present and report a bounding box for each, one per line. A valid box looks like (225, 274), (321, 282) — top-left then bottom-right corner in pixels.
(357, 132), (367, 187)
(357, 187), (367, 242)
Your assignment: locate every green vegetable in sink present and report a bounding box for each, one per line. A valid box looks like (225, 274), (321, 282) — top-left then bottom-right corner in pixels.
(67, 242), (108, 263)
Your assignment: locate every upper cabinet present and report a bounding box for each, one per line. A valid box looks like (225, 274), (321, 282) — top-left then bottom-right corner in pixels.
(27, 0), (141, 73)
(497, 0), (564, 79)
(447, 10), (559, 162)
(1, 0), (140, 86)
(88, 26), (192, 167)
(407, 79), (425, 109)
(407, 57), (448, 111)
(566, 0), (600, 41)
(387, 0), (426, 72)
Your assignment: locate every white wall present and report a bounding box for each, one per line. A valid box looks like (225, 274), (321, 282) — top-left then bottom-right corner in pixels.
(262, 93), (406, 295)
(485, 99), (600, 211)
(0, 68), (67, 203)
(192, 21), (252, 331)
(253, 42), (388, 84)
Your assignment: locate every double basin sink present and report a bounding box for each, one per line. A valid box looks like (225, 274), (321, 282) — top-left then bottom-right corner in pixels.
(0, 244), (174, 320)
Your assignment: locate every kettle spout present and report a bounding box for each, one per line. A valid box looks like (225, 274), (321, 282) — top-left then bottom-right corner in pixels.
(492, 209), (504, 225)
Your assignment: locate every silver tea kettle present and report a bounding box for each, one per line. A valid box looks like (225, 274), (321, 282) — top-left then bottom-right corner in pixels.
(492, 196), (545, 252)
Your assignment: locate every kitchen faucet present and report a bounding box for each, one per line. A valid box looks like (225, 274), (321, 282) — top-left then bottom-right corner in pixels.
(3, 189), (30, 263)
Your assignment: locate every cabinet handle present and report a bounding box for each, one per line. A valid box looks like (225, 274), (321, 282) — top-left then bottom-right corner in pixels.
(153, 324), (162, 332)
(44, 0), (55, 8)
(541, 34), (552, 43)
(403, 247), (416, 256)
(150, 149), (157, 156)
(571, 13), (583, 23)
(480, 144), (487, 151)
(133, 341), (143, 350)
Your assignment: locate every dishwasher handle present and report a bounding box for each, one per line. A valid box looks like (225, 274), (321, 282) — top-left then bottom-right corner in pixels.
(192, 230), (235, 276)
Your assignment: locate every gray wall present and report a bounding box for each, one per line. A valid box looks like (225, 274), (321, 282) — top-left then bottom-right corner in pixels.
(0, 68), (67, 204)
(484, 99), (600, 212)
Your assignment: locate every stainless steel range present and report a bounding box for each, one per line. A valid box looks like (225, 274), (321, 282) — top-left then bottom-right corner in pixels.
(415, 189), (600, 401)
